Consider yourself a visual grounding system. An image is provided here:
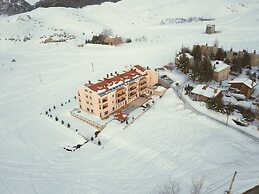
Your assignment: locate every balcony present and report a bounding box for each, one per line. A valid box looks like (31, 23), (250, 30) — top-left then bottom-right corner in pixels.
(102, 98), (108, 103)
(103, 104), (108, 109)
(140, 80), (147, 86)
(117, 97), (126, 103)
(129, 86), (137, 91)
(117, 92), (126, 98)
(130, 91), (137, 96)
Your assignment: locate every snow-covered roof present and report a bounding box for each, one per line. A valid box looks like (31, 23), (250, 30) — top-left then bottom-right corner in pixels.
(191, 84), (221, 98)
(229, 78), (257, 89)
(213, 61), (230, 73)
(176, 53), (194, 60)
(155, 86), (166, 92)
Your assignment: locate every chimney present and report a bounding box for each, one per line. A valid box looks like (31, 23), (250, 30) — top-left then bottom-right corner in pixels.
(110, 72), (113, 76)
(115, 71), (118, 74)
(106, 74), (109, 78)
(88, 80), (91, 84)
(254, 50), (256, 54)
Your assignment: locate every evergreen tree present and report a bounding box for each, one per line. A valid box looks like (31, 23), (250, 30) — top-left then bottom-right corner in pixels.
(200, 57), (213, 82)
(215, 48), (226, 61)
(177, 53), (191, 74)
(192, 45), (202, 62)
(242, 52), (251, 69)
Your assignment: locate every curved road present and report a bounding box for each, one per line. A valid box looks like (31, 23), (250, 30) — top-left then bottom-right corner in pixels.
(172, 81), (259, 143)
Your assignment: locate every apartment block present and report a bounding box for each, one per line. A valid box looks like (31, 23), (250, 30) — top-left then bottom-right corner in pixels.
(77, 65), (159, 119)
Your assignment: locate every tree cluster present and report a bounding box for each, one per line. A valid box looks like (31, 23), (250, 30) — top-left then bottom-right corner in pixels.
(176, 46), (214, 82)
(85, 34), (109, 45)
(35, 0), (121, 8)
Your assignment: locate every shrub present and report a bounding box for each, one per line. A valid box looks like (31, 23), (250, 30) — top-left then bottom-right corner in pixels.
(90, 137), (94, 141)
(61, 120), (64, 125)
(98, 140), (101, 146)
(125, 38), (132, 43)
(45, 111), (48, 115)
(61, 103), (63, 106)
(67, 123), (70, 128)
(55, 116), (58, 121)
(53, 106), (56, 109)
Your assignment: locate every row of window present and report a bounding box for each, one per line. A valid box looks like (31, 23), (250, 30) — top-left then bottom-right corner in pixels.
(80, 105), (94, 113)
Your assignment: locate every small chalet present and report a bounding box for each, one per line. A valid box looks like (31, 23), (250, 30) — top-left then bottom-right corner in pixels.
(206, 24), (216, 34)
(103, 36), (122, 46)
(212, 60), (231, 82)
(229, 78), (257, 98)
(191, 84), (222, 102)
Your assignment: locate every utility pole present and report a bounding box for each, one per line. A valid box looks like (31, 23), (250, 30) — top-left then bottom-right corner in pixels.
(38, 73), (42, 84)
(91, 62), (94, 72)
(227, 171), (237, 194)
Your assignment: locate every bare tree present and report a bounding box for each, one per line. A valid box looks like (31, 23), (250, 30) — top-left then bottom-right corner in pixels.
(191, 178), (204, 194)
(158, 180), (180, 194)
(102, 28), (113, 36)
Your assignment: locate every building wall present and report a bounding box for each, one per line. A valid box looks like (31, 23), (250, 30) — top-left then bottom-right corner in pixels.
(77, 68), (158, 119)
(206, 25), (215, 34)
(230, 83), (252, 98)
(193, 44), (218, 57)
(227, 51), (259, 66)
(103, 36), (123, 46)
(213, 66), (231, 82)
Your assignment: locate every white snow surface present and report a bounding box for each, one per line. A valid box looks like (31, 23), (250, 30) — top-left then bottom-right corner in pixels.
(213, 60), (230, 73)
(1, 0), (259, 193)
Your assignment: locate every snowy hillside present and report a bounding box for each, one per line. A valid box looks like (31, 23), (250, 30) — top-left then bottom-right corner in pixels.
(0, 0), (259, 194)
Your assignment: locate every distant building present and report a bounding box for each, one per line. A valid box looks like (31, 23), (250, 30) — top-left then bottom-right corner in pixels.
(191, 84), (222, 102)
(103, 36), (123, 46)
(193, 44), (219, 57)
(206, 24), (216, 34)
(227, 49), (259, 66)
(229, 78), (257, 98)
(77, 65), (159, 119)
(212, 61), (231, 82)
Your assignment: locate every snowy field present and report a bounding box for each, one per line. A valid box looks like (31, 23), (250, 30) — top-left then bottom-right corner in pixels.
(1, 0), (259, 193)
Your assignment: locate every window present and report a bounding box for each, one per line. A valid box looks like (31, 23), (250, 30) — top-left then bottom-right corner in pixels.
(112, 107), (115, 111)
(79, 98), (81, 102)
(91, 109), (93, 113)
(86, 95), (88, 98)
(80, 105), (82, 109)
(87, 101), (89, 104)
(85, 89), (88, 93)
(104, 111), (108, 115)
(90, 103), (93, 105)
(90, 97), (92, 99)
(78, 92), (80, 96)
(87, 108), (90, 111)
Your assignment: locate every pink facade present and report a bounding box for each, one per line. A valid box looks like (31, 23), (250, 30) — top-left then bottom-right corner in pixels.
(77, 65), (159, 119)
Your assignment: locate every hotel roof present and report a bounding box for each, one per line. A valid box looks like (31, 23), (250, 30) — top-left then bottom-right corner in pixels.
(86, 65), (146, 93)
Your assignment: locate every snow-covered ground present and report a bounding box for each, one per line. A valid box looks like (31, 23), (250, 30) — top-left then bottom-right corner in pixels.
(1, 0), (259, 193)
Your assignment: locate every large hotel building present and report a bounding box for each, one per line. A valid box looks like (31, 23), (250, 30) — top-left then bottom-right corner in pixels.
(77, 65), (159, 119)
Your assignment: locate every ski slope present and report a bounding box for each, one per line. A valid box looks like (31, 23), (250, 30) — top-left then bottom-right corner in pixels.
(0, 0), (259, 193)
